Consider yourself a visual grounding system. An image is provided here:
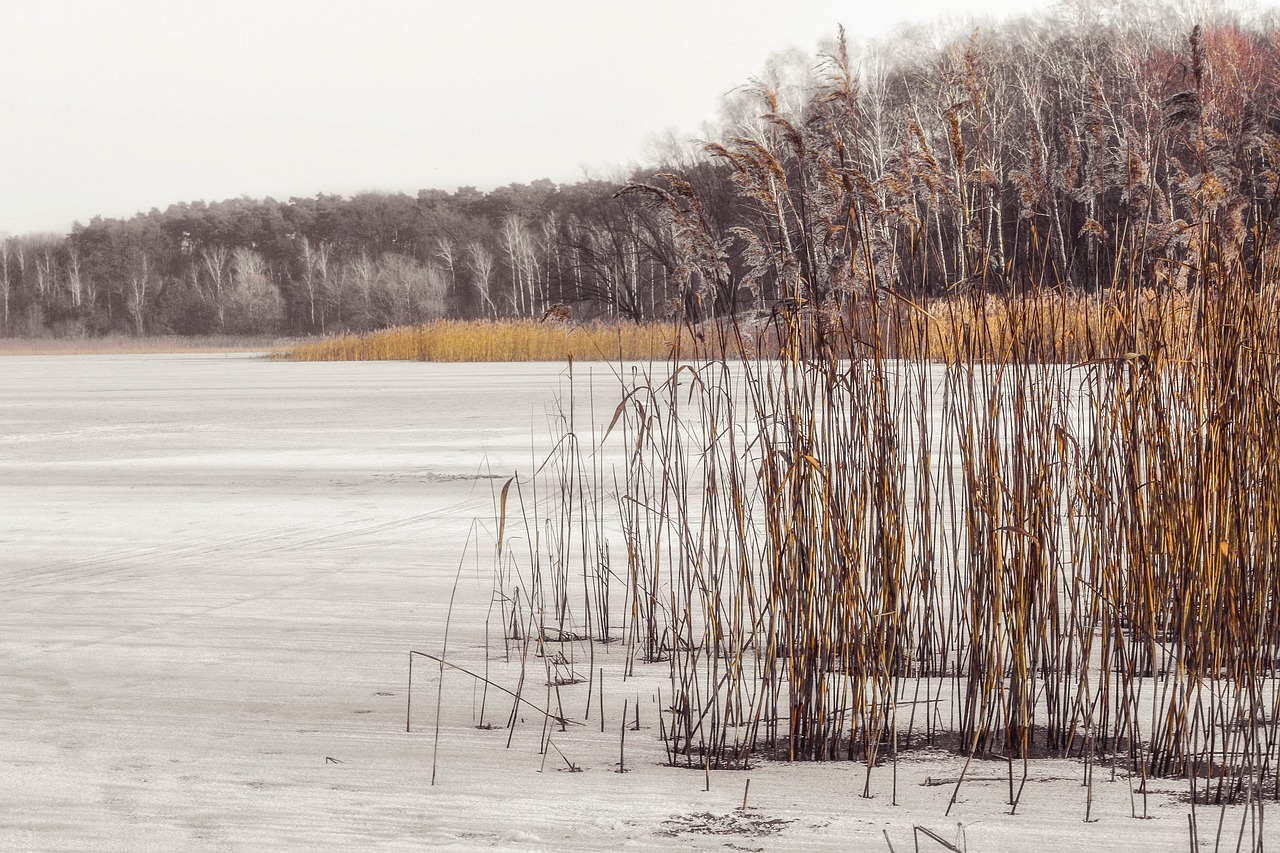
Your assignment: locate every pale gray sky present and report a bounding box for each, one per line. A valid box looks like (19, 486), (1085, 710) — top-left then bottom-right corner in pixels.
(2, 0), (1053, 236)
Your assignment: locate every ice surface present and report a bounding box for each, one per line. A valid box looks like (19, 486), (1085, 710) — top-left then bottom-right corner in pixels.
(0, 354), (1241, 851)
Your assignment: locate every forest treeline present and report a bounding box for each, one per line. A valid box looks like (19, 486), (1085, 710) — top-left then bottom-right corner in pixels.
(3, 2), (1279, 338)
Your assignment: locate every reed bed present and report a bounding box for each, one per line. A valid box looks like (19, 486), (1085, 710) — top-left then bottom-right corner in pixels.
(284, 320), (680, 362)
(284, 294), (1205, 366)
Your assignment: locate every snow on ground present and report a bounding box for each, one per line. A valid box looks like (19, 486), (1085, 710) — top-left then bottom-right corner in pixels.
(0, 354), (1250, 851)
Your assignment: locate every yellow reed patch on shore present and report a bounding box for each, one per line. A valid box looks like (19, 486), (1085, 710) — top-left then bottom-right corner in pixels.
(283, 320), (680, 362)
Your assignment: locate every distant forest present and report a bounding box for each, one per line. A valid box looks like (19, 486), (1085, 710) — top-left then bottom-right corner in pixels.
(4, 3), (1279, 338)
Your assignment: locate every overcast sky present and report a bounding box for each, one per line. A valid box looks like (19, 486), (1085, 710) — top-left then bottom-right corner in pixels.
(2, 0), (1063, 236)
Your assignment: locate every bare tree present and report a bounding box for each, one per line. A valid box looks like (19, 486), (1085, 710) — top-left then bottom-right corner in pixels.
(34, 248), (55, 302)
(314, 240), (330, 329)
(127, 253), (152, 335)
(0, 240), (10, 332)
(200, 244), (232, 330)
(540, 214), (560, 312)
(65, 246), (84, 310)
(500, 216), (537, 316)
(229, 247), (282, 333)
(343, 252), (378, 328)
(467, 242), (497, 318)
(322, 253), (351, 330)
(434, 237), (459, 306)
(298, 236), (330, 331)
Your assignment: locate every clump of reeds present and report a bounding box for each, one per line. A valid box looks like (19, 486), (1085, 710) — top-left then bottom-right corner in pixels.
(504, 248), (1280, 806)
(486, 25), (1280, 831)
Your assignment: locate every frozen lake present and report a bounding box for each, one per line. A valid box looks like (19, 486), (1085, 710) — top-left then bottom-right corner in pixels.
(0, 354), (1214, 851)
